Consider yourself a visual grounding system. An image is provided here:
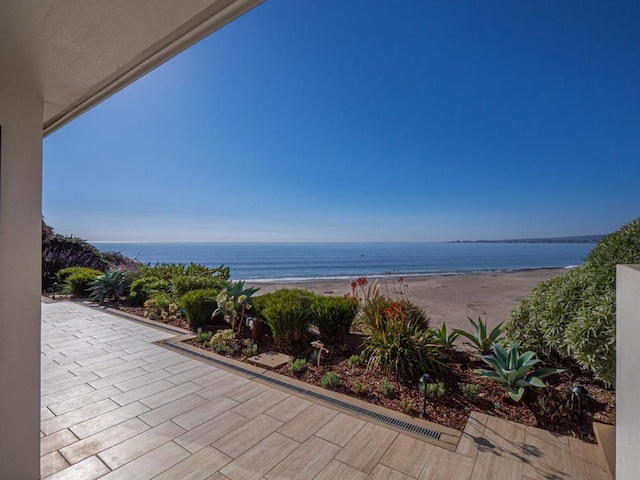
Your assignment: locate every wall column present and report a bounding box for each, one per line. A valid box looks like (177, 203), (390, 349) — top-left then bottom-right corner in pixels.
(616, 264), (640, 480)
(0, 88), (43, 480)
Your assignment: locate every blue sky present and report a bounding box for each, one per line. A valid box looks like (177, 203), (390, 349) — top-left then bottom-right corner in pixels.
(43, 1), (640, 242)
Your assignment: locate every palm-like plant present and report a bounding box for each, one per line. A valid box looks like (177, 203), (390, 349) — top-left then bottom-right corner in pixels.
(89, 270), (127, 305)
(476, 343), (564, 402)
(454, 317), (502, 355)
(213, 281), (260, 332)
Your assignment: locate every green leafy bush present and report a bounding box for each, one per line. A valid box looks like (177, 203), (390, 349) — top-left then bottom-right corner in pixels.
(127, 277), (171, 306)
(432, 323), (460, 350)
(351, 380), (369, 395)
(171, 275), (223, 298)
(57, 267), (103, 297)
(360, 297), (429, 332)
(380, 378), (396, 398)
(320, 372), (341, 389)
(288, 358), (310, 373)
(458, 382), (480, 400)
(476, 344), (564, 402)
(252, 289), (317, 314)
(144, 292), (172, 320)
(138, 263), (230, 282)
(89, 270), (127, 304)
(504, 217), (640, 385)
(262, 302), (311, 346)
(180, 288), (219, 331)
(454, 317), (503, 355)
(362, 304), (444, 381)
(311, 296), (358, 342)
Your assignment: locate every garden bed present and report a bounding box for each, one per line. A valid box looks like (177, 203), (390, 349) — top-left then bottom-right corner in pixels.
(173, 317), (614, 443)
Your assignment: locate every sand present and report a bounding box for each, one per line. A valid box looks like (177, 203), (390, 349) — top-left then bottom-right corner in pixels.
(247, 268), (565, 331)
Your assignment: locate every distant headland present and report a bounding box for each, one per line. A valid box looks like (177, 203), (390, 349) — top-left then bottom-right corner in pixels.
(449, 234), (605, 244)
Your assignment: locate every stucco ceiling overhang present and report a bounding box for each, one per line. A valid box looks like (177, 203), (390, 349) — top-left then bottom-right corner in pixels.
(0, 0), (263, 136)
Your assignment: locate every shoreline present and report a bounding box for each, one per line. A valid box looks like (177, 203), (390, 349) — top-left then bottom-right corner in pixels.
(247, 267), (565, 332)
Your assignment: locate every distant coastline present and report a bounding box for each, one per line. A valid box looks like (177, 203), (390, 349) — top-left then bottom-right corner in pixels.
(449, 234), (604, 244)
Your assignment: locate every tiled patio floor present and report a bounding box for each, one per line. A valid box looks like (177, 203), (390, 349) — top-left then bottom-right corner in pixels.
(41, 302), (610, 479)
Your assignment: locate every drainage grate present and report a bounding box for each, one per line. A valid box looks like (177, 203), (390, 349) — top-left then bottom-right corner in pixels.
(163, 341), (441, 441)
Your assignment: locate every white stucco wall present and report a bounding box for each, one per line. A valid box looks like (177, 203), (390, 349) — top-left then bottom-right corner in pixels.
(616, 264), (640, 480)
(0, 88), (43, 479)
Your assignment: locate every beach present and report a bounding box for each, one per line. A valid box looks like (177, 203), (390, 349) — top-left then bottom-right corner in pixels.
(248, 268), (565, 331)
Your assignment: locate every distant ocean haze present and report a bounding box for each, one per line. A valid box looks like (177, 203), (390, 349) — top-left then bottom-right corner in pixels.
(92, 242), (594, 282)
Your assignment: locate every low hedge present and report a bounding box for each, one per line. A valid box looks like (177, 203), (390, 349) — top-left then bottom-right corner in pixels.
(57, 267), (103, 297)
(127, 277), (171, 306)
(180, 288), (219, 331)
(311, 296), (358, 342)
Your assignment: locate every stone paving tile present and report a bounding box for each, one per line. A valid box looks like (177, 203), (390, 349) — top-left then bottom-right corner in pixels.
(140, 354), (192, 373)
(88, 367), (149, 390)
(110, 379), (175, 406)
(69, 401), (150, 439)
(41, 429), (79, 456)
(380, 433), (435, 478)
(264, 394), (312, 423)
(42, 384), (96, 407)
(98, 420), (186, 470)
(191, 369), (233, 387)
(171, 395), (239, 431)
(314, 412), (367, 447)
(483, 414), (526, 462)
(166, 358), (204, 374)
(41, 451), (70, 478)
(42, 406), (55, 420)
(231, 388), (290, 419)
(419, 447), (475, 480)
(41, 399), (120, 436)
(48, 386), (121, 415)
(523, 427), (573, 480)
(139, 381), (203, 409)
(314, 459), (367, 480)
(367, 464), (414, 480)
(153, 446), (233, 480)
(334, 422), (398, 474)
(138, 393), (209, 427)
(212, 413), (284, 458)
(112, 368), (174, 392)
(60, 417), (150, 465)
(471, 451), (523, 480)
(42, 373), (100, 397)
(265, 435), (340, 480)
(277, 404), (336, 443)
(100, 441), (190, 480)
(165, 364), (217, 386)
(568, 437), (610, 480)
(224, 382), (269, 403)
(175, 411), (249, 454)
(196, 376), (250, 399)
(220, 432), (300, 480)
(456, 411), (489, 459)
(44, 455), (110, 480)
(92, 358), (149, 378)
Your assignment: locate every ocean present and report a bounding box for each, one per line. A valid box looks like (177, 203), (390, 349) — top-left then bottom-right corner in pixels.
(93, 242), (594, 282)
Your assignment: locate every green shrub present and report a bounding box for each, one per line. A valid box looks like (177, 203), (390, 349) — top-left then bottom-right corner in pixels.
(180, 288), (219, 331)
(320, 372), (341, 389)
(253, 289), (317, 315)
(144, 292), (172, 320)
(380, 378), (396, 398)
(363, 312), (444, 381)
(504, 217), (640, 385)
(171, 275), (223, 298)
(476, 343), (564, 402)
(311, 296), (358, 342)
(420, 381), (445, 398)
(458, 382), (480, 400)
(57, 267), (103, 297)
(288, 358), (310, 373)
(351, 380), (369, 395)
(138, 263), (230, 282)
(347, 354), (363, 369)
(360, 297), (429, 332)
(432, 322), (460, 350)
(454, 317), (503, 355)
(262, 302), (312, 346)
(89, 270), (127, 304)
(128, 277), (171, 306)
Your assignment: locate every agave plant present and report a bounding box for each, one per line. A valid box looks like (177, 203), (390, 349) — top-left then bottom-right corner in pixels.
(454, 317), (503, 355)
(88, 270), (127, 305)
(213, 281), (260, 332)
(476, 343), (564, 402)
(432, 322), (460, 350)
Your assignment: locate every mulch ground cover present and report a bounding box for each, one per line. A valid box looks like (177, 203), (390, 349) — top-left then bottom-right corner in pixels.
(114, 305), (614, 443)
